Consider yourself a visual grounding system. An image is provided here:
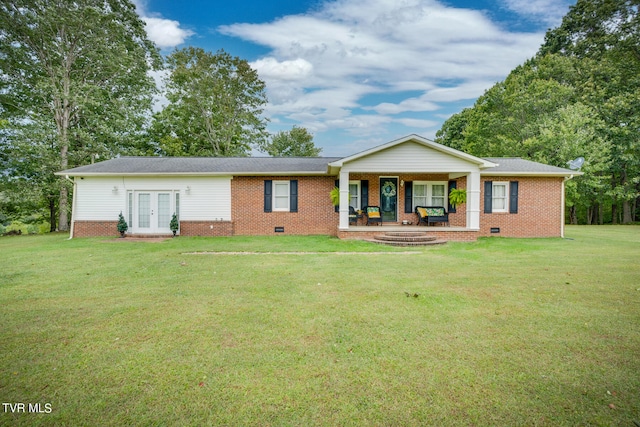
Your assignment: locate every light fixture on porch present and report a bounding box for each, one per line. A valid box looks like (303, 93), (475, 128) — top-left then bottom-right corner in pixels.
(112, 186), (118, 193)
(185, 186), (191, 194)
(400, 180), (404, 187)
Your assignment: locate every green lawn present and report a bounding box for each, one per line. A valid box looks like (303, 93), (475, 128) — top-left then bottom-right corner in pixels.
(1, 227), (639, 426)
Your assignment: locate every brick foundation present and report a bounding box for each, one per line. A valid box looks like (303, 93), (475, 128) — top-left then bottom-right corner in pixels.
(179, 221), (233, 237)
(73, 221), (119, 238)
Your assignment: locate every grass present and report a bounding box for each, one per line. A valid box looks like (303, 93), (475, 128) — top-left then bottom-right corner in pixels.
(1, 226), (639, 426)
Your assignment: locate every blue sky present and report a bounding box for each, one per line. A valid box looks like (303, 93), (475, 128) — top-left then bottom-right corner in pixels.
(134, 0), (575, 156)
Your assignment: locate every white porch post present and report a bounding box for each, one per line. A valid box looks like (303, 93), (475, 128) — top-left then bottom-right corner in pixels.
(338, 170), (350, 230)
(467, 171), (481, 230)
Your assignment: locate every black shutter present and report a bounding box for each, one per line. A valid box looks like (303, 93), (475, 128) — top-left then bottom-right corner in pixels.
(361, 180), (369, 209)
(484, 181), (493, 213)
(509, 181), (518, 214)
(334, 179), (340, 212)
(448, 180), (457, 213)
(404, 181), (413, 213)
(290, 180), (298, 212)
(264, 180), (272, 212)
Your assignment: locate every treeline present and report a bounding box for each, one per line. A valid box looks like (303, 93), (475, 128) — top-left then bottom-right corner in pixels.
(436, 0), (639, 224)
(0, 0), (319, 232)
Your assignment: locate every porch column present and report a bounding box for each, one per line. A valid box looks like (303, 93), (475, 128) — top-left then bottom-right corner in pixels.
(467, 171), (481, 230)
(338, 170), (350, 230)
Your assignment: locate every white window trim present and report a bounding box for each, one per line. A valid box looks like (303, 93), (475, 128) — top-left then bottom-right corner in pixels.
(272, 180), (290, 212)
(349, 180), (360, 210)
(413, 181), (448, 208)
(492, 182), (509, 213)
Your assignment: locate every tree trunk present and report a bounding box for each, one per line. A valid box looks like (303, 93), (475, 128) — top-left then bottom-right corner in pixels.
(611, 204), (618, 224)
(49, 197), (56, 232)
(622, 200), (632, 224)
(570, 206), (577, 224)
(598, 203), (604, 225)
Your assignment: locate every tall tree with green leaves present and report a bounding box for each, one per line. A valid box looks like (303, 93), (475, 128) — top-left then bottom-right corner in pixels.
(541, 0), (640, 223)
(151, 47), (269, 157)
(0, 0), (160, 231)
(263, 126), (322, 157)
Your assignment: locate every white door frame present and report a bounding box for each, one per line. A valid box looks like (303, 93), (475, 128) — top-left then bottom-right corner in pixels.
(132, 191), (175, 234)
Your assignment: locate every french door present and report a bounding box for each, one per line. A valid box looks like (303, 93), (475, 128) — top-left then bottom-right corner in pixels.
(134, 191), (173, 234)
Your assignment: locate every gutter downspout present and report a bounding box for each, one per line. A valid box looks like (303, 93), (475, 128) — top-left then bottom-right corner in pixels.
(64, 175), (76, 240)
(561, 175), (574, 239)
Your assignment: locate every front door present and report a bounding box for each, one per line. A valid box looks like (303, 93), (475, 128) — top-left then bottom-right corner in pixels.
(379, 178), (398, 222)
(136, 191), (172, 233)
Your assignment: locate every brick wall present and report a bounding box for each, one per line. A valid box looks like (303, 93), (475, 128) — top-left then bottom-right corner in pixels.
(479, 176), (563, 237)
(231, 176), (338, 235)
(73, 221), (119, 237)
(180, 221), (233, 237)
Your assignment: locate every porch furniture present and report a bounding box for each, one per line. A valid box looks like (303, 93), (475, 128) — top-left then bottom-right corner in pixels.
(349, 206), (359, 225)
(415, 206), (449, 226)
(363, 206), (382, 226)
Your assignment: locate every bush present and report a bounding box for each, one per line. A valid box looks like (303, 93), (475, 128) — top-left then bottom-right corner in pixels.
(6, 221), (28, 235)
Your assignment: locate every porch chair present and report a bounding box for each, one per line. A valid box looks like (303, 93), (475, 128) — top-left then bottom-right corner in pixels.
(349, 206), (359, 225)
(363, 206), (382, 226)
(415, 206), (449, 226)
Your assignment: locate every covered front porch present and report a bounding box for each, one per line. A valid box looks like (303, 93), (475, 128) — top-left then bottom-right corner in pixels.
(326, 135), (497, 240)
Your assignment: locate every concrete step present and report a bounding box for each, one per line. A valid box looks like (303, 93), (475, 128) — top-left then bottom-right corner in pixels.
(374, 233), (438, 243)
(368, 231), (447, 247)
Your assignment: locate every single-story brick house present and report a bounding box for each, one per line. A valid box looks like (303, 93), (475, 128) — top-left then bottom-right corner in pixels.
(57, 135), (580, 241)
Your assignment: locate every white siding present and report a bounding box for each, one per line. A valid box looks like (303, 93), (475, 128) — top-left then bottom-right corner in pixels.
(75, 177), (126, 220)
(74, 176), (231, 221)
(341, 141), (480, 173)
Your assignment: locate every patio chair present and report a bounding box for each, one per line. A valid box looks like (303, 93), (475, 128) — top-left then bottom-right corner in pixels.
(415, 206), (449, 226)
(364, 206), (382, 226)
(349, 206), (359, 225)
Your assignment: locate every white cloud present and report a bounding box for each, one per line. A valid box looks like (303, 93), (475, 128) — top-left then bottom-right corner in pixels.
(219, 0), (555, 148)
(143, 17), (194, 49)
(133, 0), (194, 49)
(251, 58), (313, 81)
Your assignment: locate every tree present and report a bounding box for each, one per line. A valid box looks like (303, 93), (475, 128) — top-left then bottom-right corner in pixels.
(263, 126), (322, 157)
(541, 0), (640, 223)
(151, 47), (269, 157)
(0, 0), (160, 231)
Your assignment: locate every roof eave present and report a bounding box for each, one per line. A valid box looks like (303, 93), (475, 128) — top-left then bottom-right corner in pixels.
(480, 171), (583, 177)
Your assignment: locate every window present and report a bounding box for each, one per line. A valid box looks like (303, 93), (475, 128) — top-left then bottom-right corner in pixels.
(273, 181), (290, 211)
(413, 181), (447, 208)
(432, 184), (446, 206)
(349, 181), (360, 210)
(127, 191), (133, 228)
(413, 183), (428, 207)
(492, 182), (508, 213)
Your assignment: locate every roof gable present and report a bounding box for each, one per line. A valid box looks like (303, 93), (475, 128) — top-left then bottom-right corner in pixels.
(328, 134), (496, 170)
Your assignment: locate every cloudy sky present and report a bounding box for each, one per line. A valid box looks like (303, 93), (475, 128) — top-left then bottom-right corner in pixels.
(134, 0), (575, 156)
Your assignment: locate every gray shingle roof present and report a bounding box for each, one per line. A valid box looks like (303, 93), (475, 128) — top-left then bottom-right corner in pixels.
(482, 158), (579, 176)
(57, 155), (579, 177)
(58, 156), (342, 176)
